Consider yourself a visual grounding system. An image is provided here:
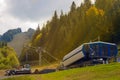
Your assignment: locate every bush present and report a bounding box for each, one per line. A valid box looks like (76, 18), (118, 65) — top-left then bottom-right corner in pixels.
(0, 63), (11, 69)
(0, 46), (20, 69)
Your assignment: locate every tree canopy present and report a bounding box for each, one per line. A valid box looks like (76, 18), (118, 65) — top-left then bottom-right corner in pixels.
(21, 0), (120, 62)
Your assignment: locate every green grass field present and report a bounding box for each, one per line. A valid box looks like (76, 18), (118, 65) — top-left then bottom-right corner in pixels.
(2, 63), (120, 80)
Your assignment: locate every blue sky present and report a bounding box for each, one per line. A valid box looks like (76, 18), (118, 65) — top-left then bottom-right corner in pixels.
(0, 0), (94, 34)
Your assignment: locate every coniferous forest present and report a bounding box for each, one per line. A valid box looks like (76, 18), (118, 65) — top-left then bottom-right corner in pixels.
(20, 0), (120, 62)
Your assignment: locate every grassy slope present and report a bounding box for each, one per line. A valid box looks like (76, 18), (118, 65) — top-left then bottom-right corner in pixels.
(2, 63), (120, 80)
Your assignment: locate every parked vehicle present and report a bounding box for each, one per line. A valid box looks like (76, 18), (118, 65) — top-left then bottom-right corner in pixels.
(5, 64), (31, 76)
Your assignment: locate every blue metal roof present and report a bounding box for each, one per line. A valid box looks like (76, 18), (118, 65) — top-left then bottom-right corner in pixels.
(83, 41), (116, 46)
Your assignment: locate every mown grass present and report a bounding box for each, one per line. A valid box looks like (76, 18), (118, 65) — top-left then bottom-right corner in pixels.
(2, 63), (120, 80)
(2, 76), (36, 80)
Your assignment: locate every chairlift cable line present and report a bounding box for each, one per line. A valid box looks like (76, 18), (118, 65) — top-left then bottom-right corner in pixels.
(42, 49), (59, 61)
(42, 57), (51, 65)
(25, 46), (59, 62)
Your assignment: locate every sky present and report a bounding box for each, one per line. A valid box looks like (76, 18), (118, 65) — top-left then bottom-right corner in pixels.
(0, 0), (94, 35)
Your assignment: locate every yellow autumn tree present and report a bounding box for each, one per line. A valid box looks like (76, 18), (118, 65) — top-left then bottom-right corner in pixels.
(86, 6), (105, 27)
(86, 6), (104, 17)
(85, 6), (105, 39)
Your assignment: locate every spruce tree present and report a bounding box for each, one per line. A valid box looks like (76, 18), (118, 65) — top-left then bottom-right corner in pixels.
(70, 1), (76, 12)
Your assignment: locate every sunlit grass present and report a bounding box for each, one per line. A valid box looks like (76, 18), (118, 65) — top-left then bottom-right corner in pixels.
(2, 63), (120, 80)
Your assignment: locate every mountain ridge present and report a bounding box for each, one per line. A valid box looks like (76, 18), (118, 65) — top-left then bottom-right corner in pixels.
(0, 28), (22, 42)
(8, 28), (35, 57)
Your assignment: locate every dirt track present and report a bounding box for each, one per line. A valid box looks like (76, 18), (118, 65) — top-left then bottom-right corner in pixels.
(0, 70), (8, 79)
(0, 70), (5, 77)
(0, 70), (15, 80)
(0, 75), (24, 80)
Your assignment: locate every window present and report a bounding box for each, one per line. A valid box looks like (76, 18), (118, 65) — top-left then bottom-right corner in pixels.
(110, 46), (116, 56)
(91, 44), (99, 56)
(101, 44), (108, 56)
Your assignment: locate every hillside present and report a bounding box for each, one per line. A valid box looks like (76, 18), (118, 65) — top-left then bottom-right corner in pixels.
(0, 46), (19, 69)
(2, 63), (120, 80)
(21, 0), (120, 63)
(8, 28), (35, 57)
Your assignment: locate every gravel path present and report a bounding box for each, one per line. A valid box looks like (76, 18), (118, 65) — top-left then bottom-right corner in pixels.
(0, 75), (24, 80)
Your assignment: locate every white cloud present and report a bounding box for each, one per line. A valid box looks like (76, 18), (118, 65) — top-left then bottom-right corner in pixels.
(0, 0), (83, 35)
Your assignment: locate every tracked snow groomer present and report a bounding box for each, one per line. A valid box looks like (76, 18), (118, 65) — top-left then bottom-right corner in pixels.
(59, 41), (118, 69)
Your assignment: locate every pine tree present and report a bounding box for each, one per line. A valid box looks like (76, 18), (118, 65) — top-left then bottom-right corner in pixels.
(60, 10), (64, 18)
(50, 10), (59, 31)
(31, 24), (41, 43)
(70, 1), (76, 12)
(84, 0), (91, 9)
(52, 10), (58, 20)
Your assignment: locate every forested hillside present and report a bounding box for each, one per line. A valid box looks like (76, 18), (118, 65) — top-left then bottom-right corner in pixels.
(0, 42), (19, 69)
(21, 0), (120, 62)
